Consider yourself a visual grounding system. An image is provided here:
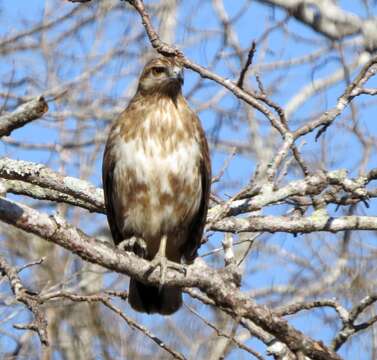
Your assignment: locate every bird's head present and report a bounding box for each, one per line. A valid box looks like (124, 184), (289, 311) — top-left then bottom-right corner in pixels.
(137, 57), (184, 96)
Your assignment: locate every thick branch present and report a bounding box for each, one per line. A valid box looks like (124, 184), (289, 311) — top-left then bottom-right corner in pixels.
(256, 0), (363, 40)
(0, 196), (341, 360)
(212, 213), (377, 234)
(0, 157), (105, 213)
(1, 179), (101, 213)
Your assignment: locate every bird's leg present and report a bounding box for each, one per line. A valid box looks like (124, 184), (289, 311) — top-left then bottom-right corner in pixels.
(149, 234), (168, 290)
(118, 236), (147, 258)
(149, 235), (183, 290)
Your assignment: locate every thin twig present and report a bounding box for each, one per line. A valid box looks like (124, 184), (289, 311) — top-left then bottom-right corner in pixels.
(237, 41), (256, 89)
(185, 304), (264, 360)
(43, 291), (186, 360)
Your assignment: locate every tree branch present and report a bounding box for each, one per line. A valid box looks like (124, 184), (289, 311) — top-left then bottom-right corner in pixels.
(0, 157), (105, 213)
(0, 96), (48, 137)
(43, 291), (186, 360)
(255, 0), (363, 40)
(332, 294), (377, 351)
(212, 213), (377, 234)
(0, 196), (341, 360)
(125, 0), (287, 135)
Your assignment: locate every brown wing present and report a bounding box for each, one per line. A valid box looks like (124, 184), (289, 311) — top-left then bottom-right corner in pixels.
(102, 132), (123, 245)
(183, 114), (211, 262)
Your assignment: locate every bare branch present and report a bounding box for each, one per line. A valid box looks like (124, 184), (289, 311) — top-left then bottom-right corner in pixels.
(332, 294), (377, 351)
(0, 96), (48, 137)
(1, 179), (101, 213)
(212, 213), (377, 234)
(237, 41), (256, 88)
(0, 157), (105, 213)
(255, 0), (364, 41)
(43, 291), (186, 360)
(0, 196), (341, 360)
(275, 299), (349, 323)
(185, 304), (264, 360)
(0, 255), (48, 346)
(294, 55), (377, 140)
(125, 0), (287, 135)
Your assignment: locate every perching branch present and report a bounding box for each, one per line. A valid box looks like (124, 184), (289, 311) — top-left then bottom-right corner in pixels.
(0, 196), (341, 360)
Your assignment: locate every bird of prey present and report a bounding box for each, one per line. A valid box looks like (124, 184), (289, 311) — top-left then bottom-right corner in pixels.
(102, 56), (211, 315)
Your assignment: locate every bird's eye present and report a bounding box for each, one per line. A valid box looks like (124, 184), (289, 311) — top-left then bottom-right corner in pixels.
(151, 67), (165, 76)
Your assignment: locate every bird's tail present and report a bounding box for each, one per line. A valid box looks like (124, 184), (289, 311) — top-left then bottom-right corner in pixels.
(128, 278), (182, 315)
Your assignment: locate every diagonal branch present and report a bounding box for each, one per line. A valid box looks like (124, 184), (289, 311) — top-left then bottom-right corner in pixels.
(0, 196), (341, 360)
(237, 41), (256, 89)
(43, 292), (186, 360)
(125, 0), (377, 183)
(255, 0), (363, 40)
(125, 0), (286, 136)
(331, 294), (377, 351)
(185, 304), (263, 360)
(0, 157), (105, 213)
(0, 96), (48, 137)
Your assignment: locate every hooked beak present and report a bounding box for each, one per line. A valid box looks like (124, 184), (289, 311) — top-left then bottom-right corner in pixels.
(169, 66), (184, 85)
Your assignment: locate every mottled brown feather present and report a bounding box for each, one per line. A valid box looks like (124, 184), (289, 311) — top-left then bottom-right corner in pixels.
(102, 142), (124, 244)
(182, 111), (211, 262)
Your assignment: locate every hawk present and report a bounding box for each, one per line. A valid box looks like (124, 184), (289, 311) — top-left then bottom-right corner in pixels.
(102, 56), (211, 315)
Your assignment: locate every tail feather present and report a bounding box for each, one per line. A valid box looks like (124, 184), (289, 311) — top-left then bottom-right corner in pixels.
(128, 278), (182, 315)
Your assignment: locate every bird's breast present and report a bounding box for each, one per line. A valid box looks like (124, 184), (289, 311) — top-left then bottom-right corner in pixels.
(111, 106), (203, 242)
